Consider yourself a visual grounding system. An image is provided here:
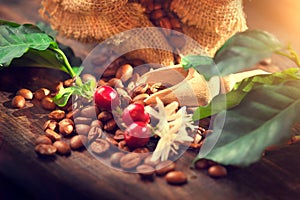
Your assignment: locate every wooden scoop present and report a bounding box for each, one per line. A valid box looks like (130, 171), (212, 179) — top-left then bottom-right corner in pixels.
(137, 65), (269, 107)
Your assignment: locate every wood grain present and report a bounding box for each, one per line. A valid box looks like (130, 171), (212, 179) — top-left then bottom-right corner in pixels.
(1, 1), (300, 199)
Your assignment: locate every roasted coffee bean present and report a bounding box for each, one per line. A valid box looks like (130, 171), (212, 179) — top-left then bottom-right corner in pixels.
(104, 119), (117, 132)
(108, 78), (124, 88)
(35, 144), (57, 156)
(11, 95), (25, 108)
(132, 93), (149, 103)
(41, 97), (56, 110)
(58, 118), (74, 136)
(80, 105), (98, 118)
(120, 153), (141, 169)
(43, 120), (58, 131)
(143, 155), (160, 167)
(87, 126), (102, 142)
(106, 136), (118, 146)
(35, 135), (52, 145)
(98, 111), (113, 122)
(97, 79), (108, 87)
(65, 109), (80, 119)
(70, 135), (87, 150)
(159, 17), (172, 35)
(132, 84), (149, 96)
(150, 9), (165, 21)
(136, 164), (155, 178)
(55, 81), (64, 93)
(81, 73), (97, 83)
(133, 147), (150, 159)
(110, 152), (125, 167)
(53, 141), (71, 155)
(169, 17), (181, 29)
(34, 88), (50, 100)
(75, 124), (91, 136)
(155, 160), (176, 176)
(208, 165), (227, 178)
(16, 88), (33, 100)
(90, 139), (110, 155)
(48, 110), (65, 121)
(113, 134), (124, 141)
(116, 64), (133, 82)
(165, 171), (187, 185)
(130, 59), (145, 67)
(195, 159), (209, 169)
(74, 117), (93, 125)
(103, 67), (117, 78)
(63, 78), (74, 87)
(45, 129), (61, 141)
(90, 120), (104, 129)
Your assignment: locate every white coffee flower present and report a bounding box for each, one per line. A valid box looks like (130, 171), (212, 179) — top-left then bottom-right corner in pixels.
(145, 97), (196, 161)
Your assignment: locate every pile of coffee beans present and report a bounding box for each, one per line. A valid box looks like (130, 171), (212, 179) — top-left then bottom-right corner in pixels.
(10, 52), (229, 184)
(137, 0), (186, 51)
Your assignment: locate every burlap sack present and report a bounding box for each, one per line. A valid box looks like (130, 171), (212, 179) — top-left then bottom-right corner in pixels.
(40, 0), (174, 65)
(171, 0), (247, 56)
(40, 0), (247, 63)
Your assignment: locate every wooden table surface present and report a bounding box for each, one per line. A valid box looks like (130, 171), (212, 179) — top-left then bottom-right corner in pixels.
(1, 1), (300, 199)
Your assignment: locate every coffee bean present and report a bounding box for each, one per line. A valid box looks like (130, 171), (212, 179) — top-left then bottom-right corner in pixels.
(41, 97), (56, 110)
(169, 17), (181, 29)
(34, 88), (50, 100)
(58, 118), (74, 136)
(43, 120), (58, 131)
(150, 9), (165, 20)
(120, 153), (141, 169)
(116, 64), (133, 82)
(90, 139), (110, 155)
(110, 152), (125, 166)
(136, 164), (155, 178)
(35, 135), (52, 145)
(66, 109), (80, 119)
(75, 124), (91, 136)
(81, 74), (97, 83)
(144, 155), (160, 167)
(104, 119), (117, 132)
(63, 78), (74, 87)
(80, 105), (98, 118)
(107, 78), (124, 88)
(35, 144), (57, 156)
(118, 140), (129, 151)
(208, 165), (227, 178)
(48, 110), (65, 121)
(16, 88), (33, 100)
(55, 81), (64, 93)
(70, 135), (87, 150)
(165, 171), (187, 185)
(87, 126), (102, 142)
(159, 17), (172, 35)
(11, 95), (25, 108)
(74, 117), (93, 125)
(132, 93), (149, 103)
(45, 129), (61, 141)
(53, 141), (71, 155)
(195, 159), (209, 169)
(155, 160), (176, 176)
(98, 111), (113, 122)
(90, 120), (104, 129)
(133, 147), (150, 159)
(105, 136), (118, 146)
(113, 134), (124, 141)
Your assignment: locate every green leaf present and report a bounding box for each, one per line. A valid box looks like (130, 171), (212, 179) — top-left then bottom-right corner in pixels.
(195, 80), (300, 166)
(181, 30), (283, 80)
(0, 20), (58, 66)
(181, 55), (218, 80)
(35, 21), (57, 40)
(53, 87), (79, 107)
(193, 68), (300, 120)
(215, 30), (283, 76)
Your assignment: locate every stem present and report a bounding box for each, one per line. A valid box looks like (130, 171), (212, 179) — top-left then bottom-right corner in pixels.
(50, 47), (83, 86)
(51, 48), (77, 78)
(275, 47), (300, 67)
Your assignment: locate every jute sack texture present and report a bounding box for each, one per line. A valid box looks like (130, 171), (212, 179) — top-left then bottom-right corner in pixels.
(40, 0), (247, 64)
